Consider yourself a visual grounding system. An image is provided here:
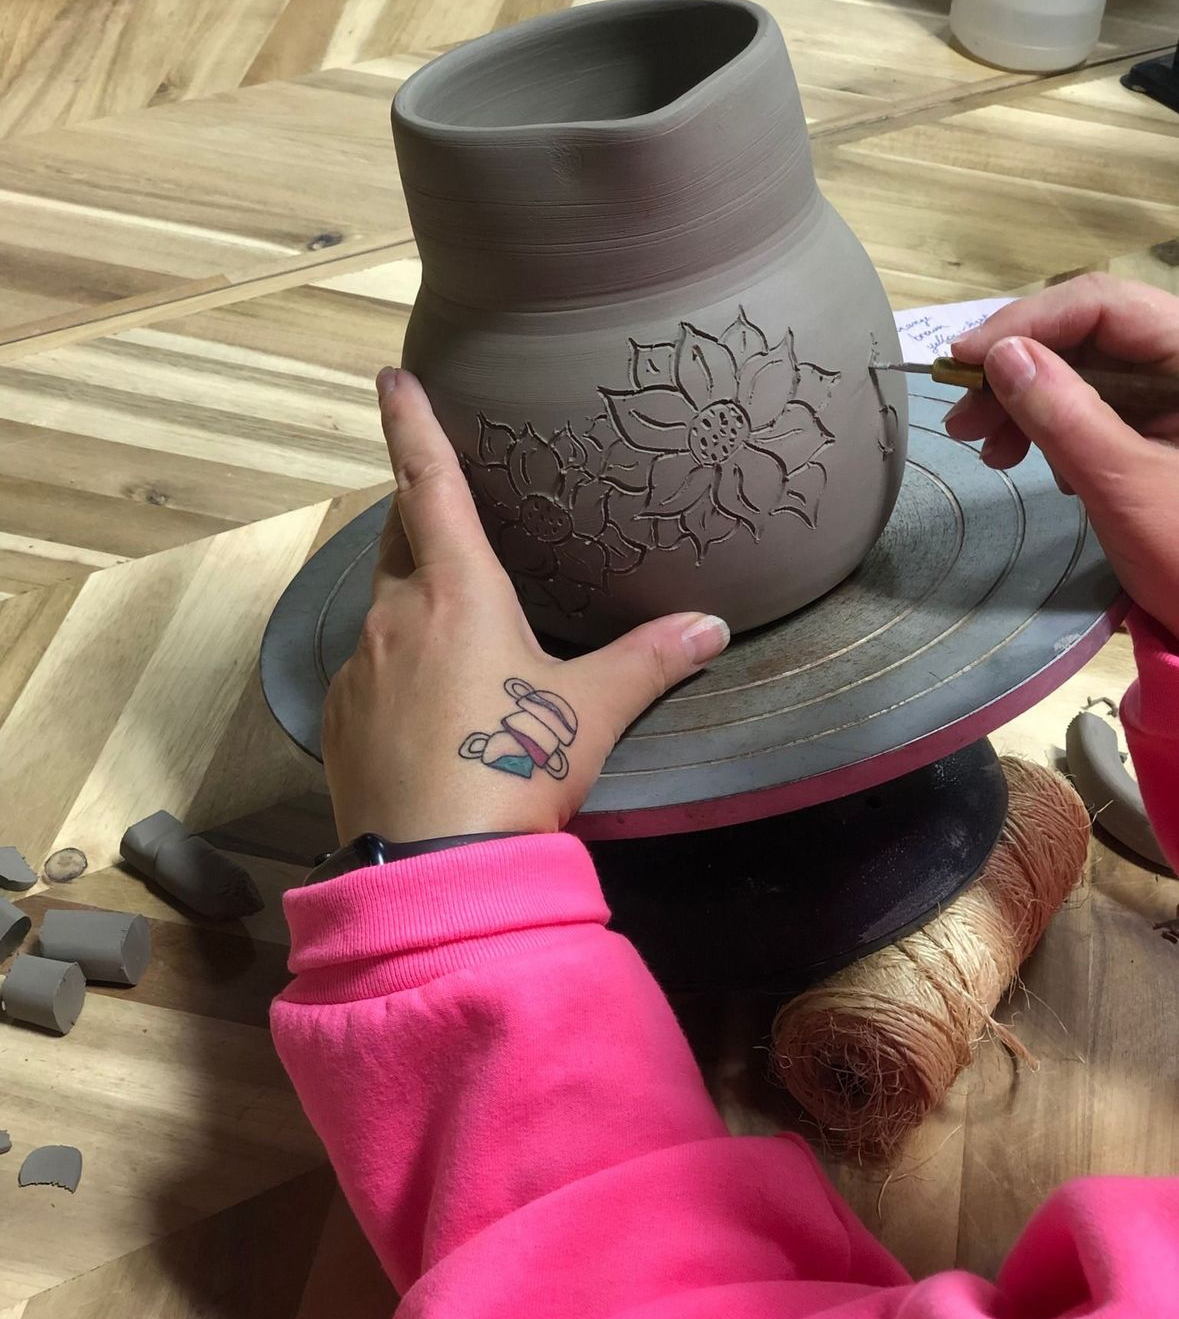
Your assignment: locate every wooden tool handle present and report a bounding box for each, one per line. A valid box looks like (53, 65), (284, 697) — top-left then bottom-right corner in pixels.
(930, 356), (1179, 413)
(929, 358), (986, 390)
(1071, 366), (1179, 414)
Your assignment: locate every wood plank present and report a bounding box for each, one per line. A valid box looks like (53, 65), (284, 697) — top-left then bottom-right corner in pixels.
(2, 0), (1178, 1308)
(0, 503), (336, 874)
(0, 3), (1170, 349)
(0, 992), (322, 1308)
(0, 300), (398, 595)
(815, 68), (1179, 307)
(19, 1169), (338, 1319)
(0, 0), (557, 140)
(0, 59), (418, 337)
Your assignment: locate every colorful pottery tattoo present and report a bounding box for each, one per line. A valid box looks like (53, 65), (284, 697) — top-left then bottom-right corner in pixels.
(459, 678), (579, 780)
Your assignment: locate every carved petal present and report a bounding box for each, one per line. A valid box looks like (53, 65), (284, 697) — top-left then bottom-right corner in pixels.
(569, 477), (609, 537)
(654, 516), (685, 550)
(713, 462), (761, 537)
(508, 423), (562, 496)
(628, 339), (677, 389)
(467, 462), (522, 518)
(680, 498), (740, 562)
(739, 352), (796, 431)
(607, 488), (661, 549)
(645, 452), (712, 516)
(542, 574), (592, 616)
(599, 437), (655, 492)
(602, 387), (694, 452)
(558, 535), (608, 588)
(600, 521), (644, 574)
(550, 423), (589, 473)
(516, 577), (550, 610)
(775, 461), (829, 526)
(674, 325), (739, 408)
(477, 415), (516, 466)
(753, 403), (834, 473)
(730, 445), (789, 515)
(721, 310), (769, 366)
(794, 361), (841, 412)
(498, 520), (558, 578)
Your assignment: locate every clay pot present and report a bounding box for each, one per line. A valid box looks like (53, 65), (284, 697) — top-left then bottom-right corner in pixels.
(392, 0), (907, 644)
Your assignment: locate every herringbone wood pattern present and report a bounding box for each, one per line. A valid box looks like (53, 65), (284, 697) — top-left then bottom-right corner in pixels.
(0, 1), (1177, 1313)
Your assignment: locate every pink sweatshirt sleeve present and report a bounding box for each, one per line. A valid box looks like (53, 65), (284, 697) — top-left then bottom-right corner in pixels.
(272, 834), (1179, 1318)
(1122, 606), (1179, 872)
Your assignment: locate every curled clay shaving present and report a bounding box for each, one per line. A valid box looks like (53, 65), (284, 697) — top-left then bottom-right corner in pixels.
(18, 1145), (83, 1193)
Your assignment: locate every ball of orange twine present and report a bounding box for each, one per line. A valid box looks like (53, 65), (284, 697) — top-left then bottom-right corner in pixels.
(771, 757), (1090, 1159)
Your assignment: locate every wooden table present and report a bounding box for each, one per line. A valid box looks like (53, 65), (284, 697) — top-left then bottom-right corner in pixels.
(0, 2), (1177, 1313)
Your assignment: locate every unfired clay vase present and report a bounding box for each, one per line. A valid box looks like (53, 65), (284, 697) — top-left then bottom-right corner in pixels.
(392, 0), (907, 644)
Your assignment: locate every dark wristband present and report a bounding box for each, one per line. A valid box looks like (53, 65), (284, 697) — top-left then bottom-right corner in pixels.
(304, 831), (523, 886)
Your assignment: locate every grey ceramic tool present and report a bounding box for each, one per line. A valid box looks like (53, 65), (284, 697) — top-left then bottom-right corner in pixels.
(0, 847), (38, 892)
(38, 909), (152, 986)
(0, 895), (31, 960)
(261, 378), (1124, 838)
(1, 955), (86, 1035)
(120, 811), (263, 921)
(18, 1145), (83, 1193)
(1066, 712), (1170, 870)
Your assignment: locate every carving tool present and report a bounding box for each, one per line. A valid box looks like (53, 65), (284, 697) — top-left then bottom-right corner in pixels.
(873, 356), (1179, 413)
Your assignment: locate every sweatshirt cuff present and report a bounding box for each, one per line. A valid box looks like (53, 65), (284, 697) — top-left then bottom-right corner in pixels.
(280, 833), (608, 1002)
(1122, 606), (1179, 742)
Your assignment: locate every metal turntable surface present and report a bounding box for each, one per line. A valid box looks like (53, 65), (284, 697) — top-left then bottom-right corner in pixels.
(261, 379), (1124, 841)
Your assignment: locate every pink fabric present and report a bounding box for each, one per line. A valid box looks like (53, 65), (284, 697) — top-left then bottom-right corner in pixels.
(1122, 607), (1179, 871)
(272, 615), (1179, 1318)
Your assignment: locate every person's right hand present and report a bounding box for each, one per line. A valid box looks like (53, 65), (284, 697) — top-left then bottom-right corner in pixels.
(945, 273), (1179, 640)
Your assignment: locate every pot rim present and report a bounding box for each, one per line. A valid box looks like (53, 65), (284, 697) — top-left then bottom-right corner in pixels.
(393, 0), (771, 139)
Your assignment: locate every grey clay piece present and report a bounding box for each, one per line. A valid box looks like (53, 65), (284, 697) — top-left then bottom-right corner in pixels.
(18, 1145), (83, 1194)
(120, 812), (263, 921)
(0, 895), (32, 961)
(120, 809), (186, 877)
(38, 909), (152, 986)
(391, 0), (908, 644)
(0, 1130), (10, 1155)
(1066, 712), (1170, 869)
(1, 955), (86, 1035)
(0, 847), (38, 892)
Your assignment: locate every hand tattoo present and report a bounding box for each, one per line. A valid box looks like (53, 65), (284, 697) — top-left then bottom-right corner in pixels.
(459, 678), (579, 781)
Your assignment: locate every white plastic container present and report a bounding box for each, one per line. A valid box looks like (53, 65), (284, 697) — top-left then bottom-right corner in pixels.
(950, 0), (1106, 72)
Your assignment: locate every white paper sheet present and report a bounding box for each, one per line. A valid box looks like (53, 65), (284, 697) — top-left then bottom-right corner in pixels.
(892, 297), (1015, 363)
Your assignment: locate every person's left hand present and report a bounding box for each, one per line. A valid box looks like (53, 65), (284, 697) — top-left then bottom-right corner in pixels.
(321, 367), (731, 845)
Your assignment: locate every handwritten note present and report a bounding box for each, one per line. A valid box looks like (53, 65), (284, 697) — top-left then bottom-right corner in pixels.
(893, 297), (1015, 364)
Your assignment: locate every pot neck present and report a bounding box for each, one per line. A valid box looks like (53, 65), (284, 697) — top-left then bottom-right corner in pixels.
(391, 1), (816, 311)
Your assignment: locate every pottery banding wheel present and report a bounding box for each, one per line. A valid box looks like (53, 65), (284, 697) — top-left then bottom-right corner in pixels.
(262, 378), (1124, 837)
(263, 379), (1122, 989)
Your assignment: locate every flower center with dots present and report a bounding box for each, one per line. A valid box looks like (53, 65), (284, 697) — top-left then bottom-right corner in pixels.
(688, 401), (751, 466)
(519, 493), (574, 544)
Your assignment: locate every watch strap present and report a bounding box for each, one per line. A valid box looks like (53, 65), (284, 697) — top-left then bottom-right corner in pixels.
(305, 831), (523, 886)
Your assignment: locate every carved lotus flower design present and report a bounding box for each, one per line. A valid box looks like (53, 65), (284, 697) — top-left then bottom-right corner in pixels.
(596, 312), (840, 559)
(464, 416), (641, 615)
(461, 309), (852, 617)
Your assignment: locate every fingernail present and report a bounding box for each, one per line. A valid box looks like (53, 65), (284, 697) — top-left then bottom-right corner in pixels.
(375, 366), (399, 397)
(987, 338), (1036, 396)
(681, 614), (730, 664)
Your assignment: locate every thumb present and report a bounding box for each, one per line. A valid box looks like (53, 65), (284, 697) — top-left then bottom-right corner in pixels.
(984, 336), (1154, 500)
(578, 611), (730, 732)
